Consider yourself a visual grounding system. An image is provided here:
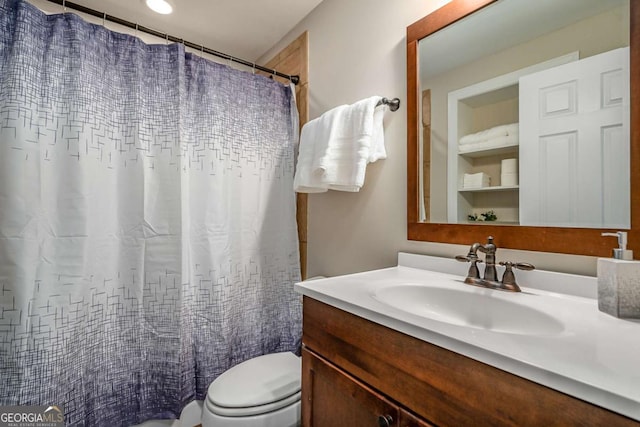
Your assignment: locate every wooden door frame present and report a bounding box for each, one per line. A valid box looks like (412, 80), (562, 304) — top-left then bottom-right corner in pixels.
(263, 31), (310, 279)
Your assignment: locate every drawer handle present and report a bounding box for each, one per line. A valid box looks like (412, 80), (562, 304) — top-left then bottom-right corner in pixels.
(378, 414), (394, 427)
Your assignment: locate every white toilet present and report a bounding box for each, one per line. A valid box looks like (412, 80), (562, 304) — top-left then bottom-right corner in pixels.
(201, 351), (301, 427)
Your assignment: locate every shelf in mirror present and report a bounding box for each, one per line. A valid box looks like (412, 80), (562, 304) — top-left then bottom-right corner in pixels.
(458, 185), (519, 193)
(458, 143), (518, 158)
(466, 220), (520, 225)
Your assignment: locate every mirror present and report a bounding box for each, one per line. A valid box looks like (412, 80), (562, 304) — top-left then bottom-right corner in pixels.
(407, 0), (640, 257)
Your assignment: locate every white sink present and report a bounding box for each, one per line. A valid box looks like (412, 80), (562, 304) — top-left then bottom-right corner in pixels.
(373, 283), (565, 336)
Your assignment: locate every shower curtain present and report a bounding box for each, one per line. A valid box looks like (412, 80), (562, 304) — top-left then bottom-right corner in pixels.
(0, 0), (302, 425)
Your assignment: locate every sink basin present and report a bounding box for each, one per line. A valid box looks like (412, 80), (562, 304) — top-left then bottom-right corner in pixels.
(373, 283), (565, 336)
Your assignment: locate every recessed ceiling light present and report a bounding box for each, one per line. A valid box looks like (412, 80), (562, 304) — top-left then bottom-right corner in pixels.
(146, 0), (173, 15)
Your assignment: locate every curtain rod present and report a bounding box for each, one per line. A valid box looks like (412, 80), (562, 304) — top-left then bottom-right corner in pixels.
(44, 0), (300, 85)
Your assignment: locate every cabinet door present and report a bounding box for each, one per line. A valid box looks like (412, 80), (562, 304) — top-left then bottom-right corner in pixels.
(302, 348), (399, 427)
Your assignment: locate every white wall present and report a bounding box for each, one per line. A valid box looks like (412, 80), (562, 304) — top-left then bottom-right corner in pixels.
(260, 0), (599, 278)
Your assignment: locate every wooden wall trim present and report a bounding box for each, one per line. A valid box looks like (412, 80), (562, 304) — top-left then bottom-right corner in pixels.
(262, 31), (309, 278)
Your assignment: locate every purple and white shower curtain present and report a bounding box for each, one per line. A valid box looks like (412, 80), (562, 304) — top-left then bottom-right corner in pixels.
(0, 0), (302, 425)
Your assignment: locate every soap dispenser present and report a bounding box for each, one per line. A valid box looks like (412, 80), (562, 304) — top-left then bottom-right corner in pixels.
(597, 231), (640, 319)
(601, 231), (633, 260)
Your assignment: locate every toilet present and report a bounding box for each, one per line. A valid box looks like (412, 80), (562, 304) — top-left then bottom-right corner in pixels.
(201, 277), (325, 426)
(201, 351), (302, 427)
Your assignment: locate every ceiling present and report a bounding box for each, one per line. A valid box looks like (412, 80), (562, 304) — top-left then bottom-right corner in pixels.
(31, 0), (324, 61)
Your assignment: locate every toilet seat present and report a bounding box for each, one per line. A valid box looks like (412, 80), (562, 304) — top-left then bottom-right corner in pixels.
(206, 391), (301, 417)
(205, 351), (301, 417)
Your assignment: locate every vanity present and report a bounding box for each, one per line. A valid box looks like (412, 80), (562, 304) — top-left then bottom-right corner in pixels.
(295, 253), (640, 426)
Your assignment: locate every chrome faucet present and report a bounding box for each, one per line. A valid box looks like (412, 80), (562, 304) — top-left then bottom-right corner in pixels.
(456, 236), (534, 292)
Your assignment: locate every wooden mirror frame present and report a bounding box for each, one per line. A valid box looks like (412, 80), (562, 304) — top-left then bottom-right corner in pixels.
(407, 0), (640, 258)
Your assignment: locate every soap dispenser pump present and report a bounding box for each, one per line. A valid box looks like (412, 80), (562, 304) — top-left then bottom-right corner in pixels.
(601, 231), (633, 260)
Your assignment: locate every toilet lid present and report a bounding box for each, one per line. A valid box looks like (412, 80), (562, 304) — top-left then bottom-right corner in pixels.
(207, 352), (301, 409)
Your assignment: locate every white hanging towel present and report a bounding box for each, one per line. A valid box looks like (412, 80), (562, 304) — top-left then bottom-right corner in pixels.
(293, 96), (386, 193)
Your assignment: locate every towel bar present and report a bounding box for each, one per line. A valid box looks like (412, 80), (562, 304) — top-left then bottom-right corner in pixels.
(378, 97), (401, 112)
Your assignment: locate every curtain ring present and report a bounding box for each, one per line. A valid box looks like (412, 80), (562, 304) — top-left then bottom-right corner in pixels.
(134, 23), (138, 38)
(103, 12), (106, 27)
(252, 63), (256, 74)
(62, 0), (66, 13)
(166, 33), (169, 45)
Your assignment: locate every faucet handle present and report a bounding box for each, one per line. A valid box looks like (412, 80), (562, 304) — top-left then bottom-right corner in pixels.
(455, 254), (484, 264)
(498, 261), (535, 271)
(510, 262), (535, 271)
(498, 261), (535, 292)
(455, 255), (483, 280)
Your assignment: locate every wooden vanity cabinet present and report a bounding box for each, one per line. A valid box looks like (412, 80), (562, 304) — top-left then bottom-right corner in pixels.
(301, 296), (639, 427)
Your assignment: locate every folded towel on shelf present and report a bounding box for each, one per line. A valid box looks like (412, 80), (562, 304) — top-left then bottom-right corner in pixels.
(458, 134), (518, 154)
(459, 123), (519, 145)
(463, 172), (491, 189)
(293, 96), (386, 193)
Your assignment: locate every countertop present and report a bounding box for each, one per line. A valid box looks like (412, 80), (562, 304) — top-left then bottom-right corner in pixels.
(295, 253), (640, 421)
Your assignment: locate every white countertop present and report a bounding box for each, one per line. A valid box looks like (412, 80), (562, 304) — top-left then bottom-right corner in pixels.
(295, 253), (640, 421)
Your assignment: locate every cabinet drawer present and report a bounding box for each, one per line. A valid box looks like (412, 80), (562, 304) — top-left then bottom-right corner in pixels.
(302, 297), (638, 427)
